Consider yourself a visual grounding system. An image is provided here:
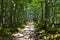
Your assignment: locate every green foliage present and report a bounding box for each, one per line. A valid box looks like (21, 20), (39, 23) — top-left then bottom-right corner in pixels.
(0, 0), (60, 39)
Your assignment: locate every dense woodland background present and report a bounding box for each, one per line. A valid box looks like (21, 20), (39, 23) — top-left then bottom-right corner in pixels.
(0, 0), (60, 40)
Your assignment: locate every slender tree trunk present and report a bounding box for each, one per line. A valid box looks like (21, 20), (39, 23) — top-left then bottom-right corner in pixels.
(1, 0), (3, 27)
(45, 0), (50, 30)
(9, 1), (13, 27)
(41, 2), (43, 20)
(13, 0), (17, 26)
(0, 0), (2, 27)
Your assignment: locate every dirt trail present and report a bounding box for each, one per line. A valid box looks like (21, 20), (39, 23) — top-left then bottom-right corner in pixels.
(12, 23), (36, 40)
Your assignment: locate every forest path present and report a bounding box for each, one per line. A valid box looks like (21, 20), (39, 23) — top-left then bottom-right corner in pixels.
(12, 22), (37, 40)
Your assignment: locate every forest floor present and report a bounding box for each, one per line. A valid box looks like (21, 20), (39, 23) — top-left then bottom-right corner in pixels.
(0, 22), (60, 40)
(11, 22), (36, 40)
(11, 22), (60, 40)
